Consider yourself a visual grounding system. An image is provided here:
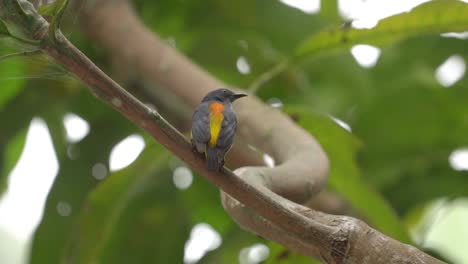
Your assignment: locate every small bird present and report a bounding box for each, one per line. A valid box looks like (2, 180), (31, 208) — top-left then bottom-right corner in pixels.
(191, 88), (247, 171)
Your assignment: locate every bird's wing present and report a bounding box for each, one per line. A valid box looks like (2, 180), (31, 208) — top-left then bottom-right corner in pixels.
(217, 108), (237, 149)
(191, 102), (211, 144)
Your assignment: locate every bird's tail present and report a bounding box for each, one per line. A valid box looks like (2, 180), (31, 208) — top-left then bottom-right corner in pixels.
(206, 147), (219, 171)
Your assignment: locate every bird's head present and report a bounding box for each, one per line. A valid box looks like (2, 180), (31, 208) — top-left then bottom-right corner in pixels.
(202, 88), (247, 103)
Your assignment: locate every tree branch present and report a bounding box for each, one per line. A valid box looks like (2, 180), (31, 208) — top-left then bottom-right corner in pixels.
(0, 0), (445, 263)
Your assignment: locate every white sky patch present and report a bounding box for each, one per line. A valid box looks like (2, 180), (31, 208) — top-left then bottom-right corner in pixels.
(350, 44), (381, 68)
(173, 166), (193, 190)
(441, 31), (468, 40)
(184, 223), (222, 264)
(338, 0), (431, 29)
(435, 55), (466, 87)
(449, 148), (468, 171)
(263, 153), (275, 168)
(279, 0), (320, 14)
(109, 134), (145, 172)
(63, 113), (90, 143)
(0, 118), (59, 241)
(236, 56), (251, 75)
(239, 243), (270, 264)
(329, 115), (352, 132)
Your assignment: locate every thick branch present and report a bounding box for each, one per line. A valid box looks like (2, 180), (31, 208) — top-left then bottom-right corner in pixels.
(0, 0), (445, 263)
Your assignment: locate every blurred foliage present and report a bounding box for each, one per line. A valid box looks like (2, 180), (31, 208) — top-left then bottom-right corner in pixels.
(1, 0), (468, 263)
(63, 145), (189, 264)
(288, 107), (411, 242)
(296, 0), (468, 58)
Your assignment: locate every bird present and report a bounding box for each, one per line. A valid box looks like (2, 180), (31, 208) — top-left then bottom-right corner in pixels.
(191, 88), (247, 171)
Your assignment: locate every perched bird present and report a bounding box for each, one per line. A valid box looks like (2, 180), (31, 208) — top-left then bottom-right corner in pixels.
(191, 88), (247, 171)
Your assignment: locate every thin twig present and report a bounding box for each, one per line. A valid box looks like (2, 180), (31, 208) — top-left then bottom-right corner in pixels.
(0, 50), (42, 62)
(248, 59), (289, 94)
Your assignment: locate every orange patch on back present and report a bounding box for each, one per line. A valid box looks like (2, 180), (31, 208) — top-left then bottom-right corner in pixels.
(209, 102), (225, 147)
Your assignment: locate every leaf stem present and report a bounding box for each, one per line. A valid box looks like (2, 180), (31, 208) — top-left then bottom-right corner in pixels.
(8, 34), (41, 46)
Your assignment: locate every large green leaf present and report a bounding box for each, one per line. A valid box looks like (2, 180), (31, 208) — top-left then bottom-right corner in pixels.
(287, 107), (411, 243)
(65, 145), (189, 263)
(296, 0), (468, 58)
(29, 107), (136, 264)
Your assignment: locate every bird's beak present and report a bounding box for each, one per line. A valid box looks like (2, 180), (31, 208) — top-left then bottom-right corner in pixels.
(231, 93), (248, 101)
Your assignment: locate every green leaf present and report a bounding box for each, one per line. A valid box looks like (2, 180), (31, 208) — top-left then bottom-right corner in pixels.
(320, 0), (339, 23)
(296, 0), (468, 57)
(0, 50), (27, 111)
(287, 106), (411, 243)
(29, 112), (136, 264)
(64, 145), (188, 263)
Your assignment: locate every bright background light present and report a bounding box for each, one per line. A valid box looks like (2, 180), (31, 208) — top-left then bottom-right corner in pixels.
(279, 0), (320, 14)
(435, 55), (466, 87)
(173, 166), (193, 190)
(236, 56), (251, 75)
(184, 223), (222, 264)
(441, 31), (468, 40)
(449, 148), (468, 171)
(411, 198), (468, 264)
(109, 134), (146, 172)
(263, 153), (275, 168)
(63, 113), (90, 143)
(0, 118), (58, 241)
(338, 0), (431, 29)
(329, 115), (352, 132)
(350, 44), (381, 68)
(239, 243), (270, 264)
(0, 118), (59, 263)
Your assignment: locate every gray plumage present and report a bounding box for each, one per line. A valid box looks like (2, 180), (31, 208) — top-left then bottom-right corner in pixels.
(191, 88), (247, 171)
